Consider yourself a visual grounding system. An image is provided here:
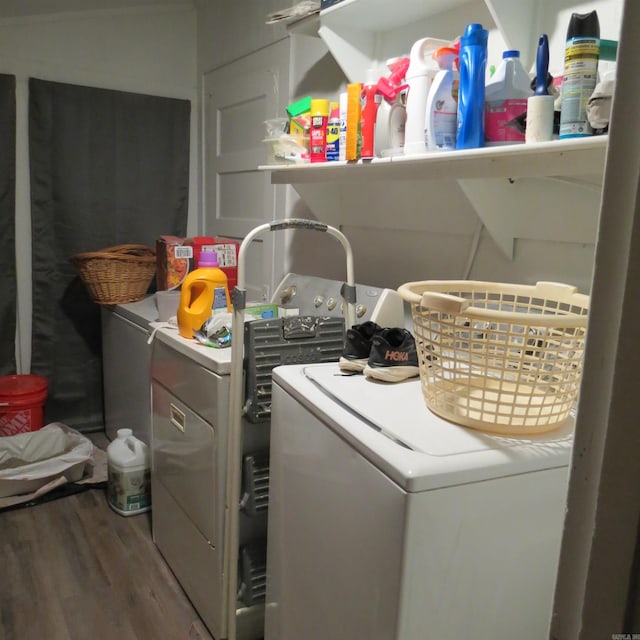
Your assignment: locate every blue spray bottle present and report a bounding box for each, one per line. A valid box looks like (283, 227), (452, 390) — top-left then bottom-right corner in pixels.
(456, 23), (488, 150)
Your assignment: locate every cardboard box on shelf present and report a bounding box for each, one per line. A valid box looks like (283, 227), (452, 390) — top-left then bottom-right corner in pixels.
(156, 235), (240, 291)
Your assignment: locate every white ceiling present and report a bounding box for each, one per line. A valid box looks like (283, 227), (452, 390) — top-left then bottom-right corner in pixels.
(0, 0), (194, 18)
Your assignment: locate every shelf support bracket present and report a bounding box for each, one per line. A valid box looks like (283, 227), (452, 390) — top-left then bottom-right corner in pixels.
(458, 176), (602, 261)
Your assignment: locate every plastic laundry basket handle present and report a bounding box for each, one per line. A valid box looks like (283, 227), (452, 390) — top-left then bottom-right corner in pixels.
(420, 291), (471, 314)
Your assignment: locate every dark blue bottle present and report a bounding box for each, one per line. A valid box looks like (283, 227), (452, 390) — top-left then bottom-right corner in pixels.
(456, 23), (489, 150)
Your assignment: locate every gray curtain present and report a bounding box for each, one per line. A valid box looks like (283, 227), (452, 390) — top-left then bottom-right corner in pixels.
(0, 75), (16, 375)
(29, 78), (190, 430)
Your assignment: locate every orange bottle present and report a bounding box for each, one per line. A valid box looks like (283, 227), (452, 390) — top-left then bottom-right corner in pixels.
(177, 252), (231, 339)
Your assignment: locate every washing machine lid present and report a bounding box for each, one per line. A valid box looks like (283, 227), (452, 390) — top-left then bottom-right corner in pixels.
(274, 363), (574, 491)
(152, 325), (232, 375)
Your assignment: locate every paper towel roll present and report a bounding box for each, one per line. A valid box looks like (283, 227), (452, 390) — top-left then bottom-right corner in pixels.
(526, 95), (555, 143)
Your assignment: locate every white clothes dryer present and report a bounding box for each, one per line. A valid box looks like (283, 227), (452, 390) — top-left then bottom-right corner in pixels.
(265, 362), (574, 640)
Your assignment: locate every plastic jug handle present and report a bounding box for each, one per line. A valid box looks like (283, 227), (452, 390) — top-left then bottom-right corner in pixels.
(124, 436), (144, 460)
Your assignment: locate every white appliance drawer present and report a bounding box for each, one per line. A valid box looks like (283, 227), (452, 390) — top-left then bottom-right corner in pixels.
(151, 381), (217, 544)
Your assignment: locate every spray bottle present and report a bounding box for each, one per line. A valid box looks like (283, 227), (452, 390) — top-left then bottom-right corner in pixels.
(374, 57), (410, 155)
(360, 69), (382, 159)
(559, 11), (600, 139)
(425, 46), (459, 151)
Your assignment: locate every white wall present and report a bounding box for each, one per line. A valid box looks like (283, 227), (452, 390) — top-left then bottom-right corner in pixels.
(0, 4), (197, 372)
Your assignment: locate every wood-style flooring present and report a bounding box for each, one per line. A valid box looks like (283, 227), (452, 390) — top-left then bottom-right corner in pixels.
(0, 432), (214, 640)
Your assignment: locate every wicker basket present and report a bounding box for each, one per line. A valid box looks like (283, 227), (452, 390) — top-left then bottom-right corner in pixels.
(71, 244), (156, 305)
(397, 280), (590, 435)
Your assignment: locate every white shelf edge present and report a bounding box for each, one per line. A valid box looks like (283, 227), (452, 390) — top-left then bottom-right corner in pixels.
(260, 136), (609, 184)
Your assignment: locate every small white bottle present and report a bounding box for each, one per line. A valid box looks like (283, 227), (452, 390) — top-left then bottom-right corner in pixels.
(107, 428), (151, 516)
(425, 46), (459, 151)
(485, 50), (532, 145)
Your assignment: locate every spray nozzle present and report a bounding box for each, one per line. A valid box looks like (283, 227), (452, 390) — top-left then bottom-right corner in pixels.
(433, 46), (459, 71)
(376, 56), (410, 102)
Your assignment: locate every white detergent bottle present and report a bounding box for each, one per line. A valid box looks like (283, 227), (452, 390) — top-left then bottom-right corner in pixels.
(485, 49), (532, 145)
(107, 428), (151, 516)
(425, 46), (459, 150)
(403, 37), (449, 155)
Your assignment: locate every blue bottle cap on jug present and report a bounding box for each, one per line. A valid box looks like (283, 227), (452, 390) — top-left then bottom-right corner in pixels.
(198, 251), (219, 267)
(503, 50), (520, 58)
(461, 23), (488, 46)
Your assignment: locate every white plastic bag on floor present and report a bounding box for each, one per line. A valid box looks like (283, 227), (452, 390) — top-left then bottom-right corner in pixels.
(0, 422), (94, 498)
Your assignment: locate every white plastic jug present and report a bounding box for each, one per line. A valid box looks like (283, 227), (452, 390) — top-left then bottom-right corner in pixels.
(106, 428), (151, 516)
(403, 36), (450, 155)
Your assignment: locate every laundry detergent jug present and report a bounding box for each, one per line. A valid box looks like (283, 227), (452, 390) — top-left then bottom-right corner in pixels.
(107, 428), (150, 516)
(177, 251), (231, 339)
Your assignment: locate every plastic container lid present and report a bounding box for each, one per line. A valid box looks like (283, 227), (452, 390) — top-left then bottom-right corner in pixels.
(0, 374), (48, 397)
(600, 39), (618, 61)
(311, 99), (330, 116)
(198, 251), (220, 267)
(503, 50), (520, 58)
(433, 47), (458, 69)
(460, 23), (488, 47)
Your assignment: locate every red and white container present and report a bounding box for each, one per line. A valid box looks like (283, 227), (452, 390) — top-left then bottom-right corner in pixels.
(0, 374), (48, 437)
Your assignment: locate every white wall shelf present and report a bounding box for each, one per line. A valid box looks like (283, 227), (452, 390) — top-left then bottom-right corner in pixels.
(262, 137), (608, 184)
(260, 136), (608, 260)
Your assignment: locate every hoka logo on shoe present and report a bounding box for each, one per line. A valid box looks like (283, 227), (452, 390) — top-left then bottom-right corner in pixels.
(384, 350), (409, 362)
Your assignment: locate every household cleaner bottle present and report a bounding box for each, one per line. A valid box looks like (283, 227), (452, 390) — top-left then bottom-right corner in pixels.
(177, 251), (231, 339)
(559, 10), (600, 139)
(107, 428), (151, 517)
(456, 23), (488, 150)
(485, 50), (532, 144)
(425, 46), (459, 151)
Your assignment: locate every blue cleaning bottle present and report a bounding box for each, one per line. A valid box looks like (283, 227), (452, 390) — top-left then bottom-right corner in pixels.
(456, 23), (488, 150)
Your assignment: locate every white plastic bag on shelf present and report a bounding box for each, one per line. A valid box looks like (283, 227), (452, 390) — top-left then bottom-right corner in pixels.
(0, 422), (95, 498)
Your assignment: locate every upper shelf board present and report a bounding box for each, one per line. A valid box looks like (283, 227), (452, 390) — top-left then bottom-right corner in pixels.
(261, 137), (608, 184)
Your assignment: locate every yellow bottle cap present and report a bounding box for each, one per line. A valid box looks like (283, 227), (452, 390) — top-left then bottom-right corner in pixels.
(310, 99), (330, 117)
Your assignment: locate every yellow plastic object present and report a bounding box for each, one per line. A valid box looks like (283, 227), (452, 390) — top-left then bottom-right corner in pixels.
(177, 264), (230, 339)
(397, 280), (590, 435)
(346, 83), (362, 161)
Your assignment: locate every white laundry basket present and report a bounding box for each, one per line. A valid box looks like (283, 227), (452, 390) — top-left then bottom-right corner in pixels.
(397, 280), (590, 435)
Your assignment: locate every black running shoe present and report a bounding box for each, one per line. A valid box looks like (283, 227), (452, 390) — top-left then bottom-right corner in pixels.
(339, 321), (382, 373)
(364, 328), (420, 382)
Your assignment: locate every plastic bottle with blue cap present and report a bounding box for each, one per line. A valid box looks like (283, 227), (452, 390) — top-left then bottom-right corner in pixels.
(485, 50), (532, 145)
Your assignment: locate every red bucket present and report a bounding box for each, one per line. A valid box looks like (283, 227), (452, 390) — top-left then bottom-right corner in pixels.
(0, 375), (48, 437)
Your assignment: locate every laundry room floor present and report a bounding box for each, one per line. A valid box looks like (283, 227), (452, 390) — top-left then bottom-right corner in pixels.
(0, 432), (214, 640)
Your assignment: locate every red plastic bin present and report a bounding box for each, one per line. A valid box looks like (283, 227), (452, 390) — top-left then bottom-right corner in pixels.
(0, 375), (48, 437)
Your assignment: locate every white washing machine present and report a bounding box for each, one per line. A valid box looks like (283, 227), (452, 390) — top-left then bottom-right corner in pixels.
(265, 363), (574, 640)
